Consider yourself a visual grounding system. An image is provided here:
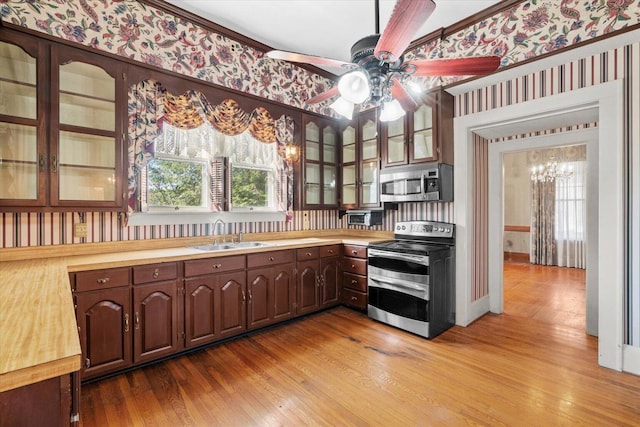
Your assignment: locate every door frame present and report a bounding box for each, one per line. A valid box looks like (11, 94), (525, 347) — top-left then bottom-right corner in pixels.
(453, 80), (625, 371)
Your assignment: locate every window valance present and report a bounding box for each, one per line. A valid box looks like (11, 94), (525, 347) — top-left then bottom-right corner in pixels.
(127, 79), (294, 218)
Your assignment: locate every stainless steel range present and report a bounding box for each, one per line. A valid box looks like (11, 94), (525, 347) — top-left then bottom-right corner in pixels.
(367, 220), (455, 339)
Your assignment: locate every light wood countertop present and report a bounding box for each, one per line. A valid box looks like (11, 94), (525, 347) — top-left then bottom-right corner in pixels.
(0, 230), (391, 392)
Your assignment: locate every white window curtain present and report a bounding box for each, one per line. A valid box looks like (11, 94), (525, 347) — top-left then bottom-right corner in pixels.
(554, 160), (587, 268)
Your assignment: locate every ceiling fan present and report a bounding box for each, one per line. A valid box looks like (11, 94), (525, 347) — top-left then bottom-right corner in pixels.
(266, 0), (501, 121)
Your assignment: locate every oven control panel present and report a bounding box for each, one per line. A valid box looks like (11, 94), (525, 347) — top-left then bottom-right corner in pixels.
(394, 221), (454, 239)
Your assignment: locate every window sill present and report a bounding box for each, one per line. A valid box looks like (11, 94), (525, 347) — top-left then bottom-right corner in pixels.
(126, 211), (286, 226)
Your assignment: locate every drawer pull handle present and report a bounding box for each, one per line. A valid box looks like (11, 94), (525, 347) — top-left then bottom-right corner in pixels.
(351, 296), (358, 301)
(96, 277), (110, 285)
(306, 252), (312, 257)
(153, 269), (160, 279)
(124, 313), (130, 333)
(352, 250), (358, 255)
(242, 291), (246, 302)
(351, 264), (356, 269)
(212, 263), (222, 269)
(135, 312), (140, 330)
(351, 279), (358, 285)
(269, 256), (275, 261)
(328, 249), (334, 254)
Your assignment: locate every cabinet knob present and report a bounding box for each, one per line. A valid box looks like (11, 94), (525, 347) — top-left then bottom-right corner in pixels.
(351, 296), (358, 301)
(328, 249), (334, 254)
(269, 256), (275, 261)
(152, 269), (159, 279)
(96, 277), (110, 285)
(351, 279), (358, 285)
(351, 264), (356, 269)
(306, 252), (312, 257)
(135, 312), (140, 330)
(212, 263), (222, 269)
(352, 250), (358, 255)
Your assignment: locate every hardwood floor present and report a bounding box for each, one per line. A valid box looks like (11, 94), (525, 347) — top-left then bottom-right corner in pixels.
(80, 263), (640, 426)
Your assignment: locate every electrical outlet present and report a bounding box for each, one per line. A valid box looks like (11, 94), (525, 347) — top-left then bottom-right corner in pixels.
(74, 222), (87, 238)
(302, 211), (310, 231)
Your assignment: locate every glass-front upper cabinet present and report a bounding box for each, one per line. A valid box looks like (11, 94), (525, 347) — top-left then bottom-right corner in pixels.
(0, 29), (126, 211)
(301, 114), (338, 209)
(380, 88), (454, 168)
(340, 110), (379, 209)
(50, 45), (125, 208)
(0, 32), (46, 207)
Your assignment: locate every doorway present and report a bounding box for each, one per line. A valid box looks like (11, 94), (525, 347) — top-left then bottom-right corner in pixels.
(502, 144), (590, 334)
(453, 80), (625, 371)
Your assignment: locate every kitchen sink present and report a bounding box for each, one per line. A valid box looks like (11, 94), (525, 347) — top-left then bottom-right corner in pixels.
(190, 241), (272, 251)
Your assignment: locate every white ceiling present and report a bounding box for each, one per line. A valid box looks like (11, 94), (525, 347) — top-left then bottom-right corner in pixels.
(165, 0), (502, 74)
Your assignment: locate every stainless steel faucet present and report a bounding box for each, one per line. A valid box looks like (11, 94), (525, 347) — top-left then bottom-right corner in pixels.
(212, 219), (226, 244)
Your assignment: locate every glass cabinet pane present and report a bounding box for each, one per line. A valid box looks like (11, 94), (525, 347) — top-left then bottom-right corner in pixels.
(305, 122), (320, 161)
(414, 104), (433, 131)
(342, 126), (356, 163)
(387, 136), (405, 164)
(305, 163), (320, 205)
(58, 131), (116, 201)
(361, 162), (378, 205)
(59, 62), (115, 131)
(323, 165), (337, 205)
(323, 126), (336, 163)
(342, 165), (356, 205)
(362, 139), (377, 161)
(413, 129), (433, 160)
(0, 42), (37, 119)
(362, 119), (376, 140)
(0, 123), (38, 200)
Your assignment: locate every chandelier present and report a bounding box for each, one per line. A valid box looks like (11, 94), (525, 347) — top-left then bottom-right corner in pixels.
(530, 157), (573, 183)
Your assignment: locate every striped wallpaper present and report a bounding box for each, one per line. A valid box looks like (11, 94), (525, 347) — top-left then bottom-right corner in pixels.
(0, 202), (452, 248)
(456, 41), (639, 306)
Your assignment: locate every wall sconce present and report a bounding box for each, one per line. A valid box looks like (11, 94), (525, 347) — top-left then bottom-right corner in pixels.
(285, 143), (300, 163)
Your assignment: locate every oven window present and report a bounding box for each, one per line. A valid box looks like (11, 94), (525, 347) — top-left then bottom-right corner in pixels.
(380, 178), (422, 196)
(368, 256), (429, 275)
(369, 286), (429, 322)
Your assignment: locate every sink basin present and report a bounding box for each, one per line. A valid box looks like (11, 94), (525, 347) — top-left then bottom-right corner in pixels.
(190, 241), (272, 251)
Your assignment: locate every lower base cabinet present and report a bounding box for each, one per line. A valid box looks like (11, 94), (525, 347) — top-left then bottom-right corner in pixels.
(341, 245), (368, 310)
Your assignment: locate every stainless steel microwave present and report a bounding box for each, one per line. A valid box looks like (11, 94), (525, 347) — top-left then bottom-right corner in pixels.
(380, 163), (453, 203)
(346, 210), (383, 226)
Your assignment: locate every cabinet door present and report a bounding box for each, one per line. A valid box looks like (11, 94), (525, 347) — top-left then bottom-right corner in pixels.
(272, 263), (295, 322)
(297, 259), (319, 315)
(219, 272), (246, 339)
(185, 276), (217, 348)
(76, 287), (131, 379)
(247, 267), (272, 330)
(410, 102), (435, 163)
(50, 44), (125, 209)
(132, 281), (178, 363)
(302, 115), (339, 209)
(320, 257), (340, 308)
(0, 32), (47, 207)
(340, 125), (357, 208)
(382, 115), (408, 168)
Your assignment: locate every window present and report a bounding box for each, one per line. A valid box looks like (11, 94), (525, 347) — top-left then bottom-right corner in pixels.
(145, 157), (208, 211)
(554, 161), (586, 241)
(139, 122), (283, 214)
(231, 164), (275, 210)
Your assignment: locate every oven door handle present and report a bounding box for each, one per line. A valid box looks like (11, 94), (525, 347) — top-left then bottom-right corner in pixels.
(369, 273), (429, 295)
(368, 249), (429, 266)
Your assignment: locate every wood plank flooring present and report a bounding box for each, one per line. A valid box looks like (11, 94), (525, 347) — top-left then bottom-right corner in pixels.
(80, 262), (640, 426)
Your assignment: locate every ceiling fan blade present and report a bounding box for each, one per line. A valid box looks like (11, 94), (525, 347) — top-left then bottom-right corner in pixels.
(374, 0), (436, 62)
(389, 77), (418, 112)
(408, 56), (502, 77)
(305, 86), (340, 104)
(266, 50), (357, 70)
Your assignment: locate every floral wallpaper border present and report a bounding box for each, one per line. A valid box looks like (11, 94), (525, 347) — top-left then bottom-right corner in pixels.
(1, 0), (638, 114)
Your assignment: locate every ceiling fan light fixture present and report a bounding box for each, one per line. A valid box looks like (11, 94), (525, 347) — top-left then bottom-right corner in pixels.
(337, 70), (371, 104)
(379, 98), (405, 122)
(330, 97), (355, 120)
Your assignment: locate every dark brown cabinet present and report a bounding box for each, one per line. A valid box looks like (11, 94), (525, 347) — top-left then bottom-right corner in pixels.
(132, 281), (179, 363)
(0, 28), (127, 211)
(247, 250), (295, 329)
(381, 87), (453, 168)
(73, 267), (131, 379)
(341, 244), (368, 310)
(299, 114), (340, 209)
(296, 245), (341, 314)
(340, 110), (380, 209)
(184, 256), (247, 347)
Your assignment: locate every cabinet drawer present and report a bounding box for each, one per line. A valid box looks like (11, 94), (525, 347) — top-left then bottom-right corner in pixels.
(133, 263), (178, 284)
(296, 247), (319, 260)
(342, 288), (367, 310)
(320, 245), (340, 258)
(247, 249), (294, 268)
(184, 255), (246, 277)
(342, 257), (367, 276)
(343, 245), (367, 259)
(75, 267), (130, 292)
(343, 272), (367, 292)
